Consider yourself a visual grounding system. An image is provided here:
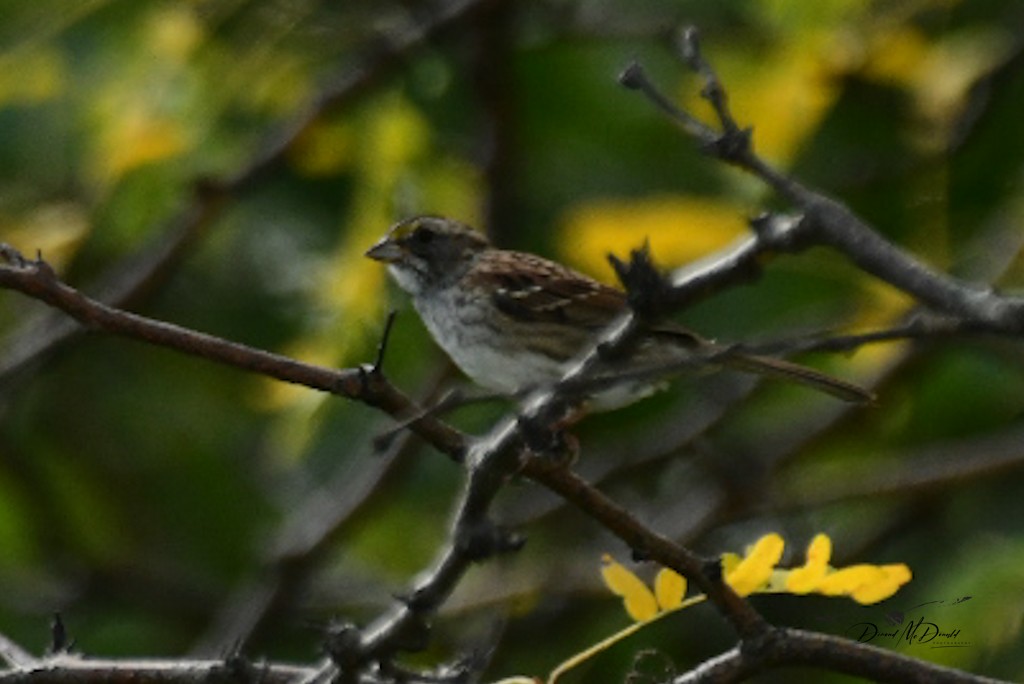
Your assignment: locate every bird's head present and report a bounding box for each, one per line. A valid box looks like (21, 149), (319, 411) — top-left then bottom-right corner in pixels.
(366, 216), (490, 294)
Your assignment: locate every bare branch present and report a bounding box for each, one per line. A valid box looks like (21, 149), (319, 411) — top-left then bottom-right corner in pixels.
(3, 21), (1017, 683)
(671, 627), (1008, 684)
(0, 632), (36, 669)
(0, 246), (467, 461)
(621, 44), (1024, 333)
(0, 655), (314, 684)
(521, 459), (765, 636)
(1, 225), (1003, 684)
(0, 0), (500, 389)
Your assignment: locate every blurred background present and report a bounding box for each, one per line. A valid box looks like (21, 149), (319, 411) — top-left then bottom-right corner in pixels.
(1, 0), (1023, 681)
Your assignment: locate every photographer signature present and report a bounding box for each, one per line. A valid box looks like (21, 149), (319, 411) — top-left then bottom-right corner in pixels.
(845, 596), (972, 649)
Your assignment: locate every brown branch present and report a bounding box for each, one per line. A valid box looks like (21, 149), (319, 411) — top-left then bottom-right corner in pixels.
(0, 655), (315, 684)
(619, 34), (1024, 333)
(0, 633), (35, 669)
(1, 245), (1006, 684)
(294, 253), (772, 681)
(330, 418), (528, 673)
(521, 460), (764, 636)
(0, 246), (467, 462)
(0, 245), (501, 682)
(501, 373), (758, 526)
(0, 246), (489, 681)
(3, 20), (1016, 680)
(0, 197), (218, 387)
(672, 627), (1008, 684)
(0, 0), (499, 389)
(737, 315), (966, 357)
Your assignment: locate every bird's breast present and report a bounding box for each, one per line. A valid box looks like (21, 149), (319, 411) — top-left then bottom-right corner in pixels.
(412, 287), (566, 394)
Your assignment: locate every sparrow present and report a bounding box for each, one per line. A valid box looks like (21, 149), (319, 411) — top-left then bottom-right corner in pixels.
(365, 215), (873, 410)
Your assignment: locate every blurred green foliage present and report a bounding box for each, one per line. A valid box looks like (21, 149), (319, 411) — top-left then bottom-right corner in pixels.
(1, 0), (1023, 681)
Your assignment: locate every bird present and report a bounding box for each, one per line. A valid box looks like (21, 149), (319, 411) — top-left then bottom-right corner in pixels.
(365, 215), (873, 410)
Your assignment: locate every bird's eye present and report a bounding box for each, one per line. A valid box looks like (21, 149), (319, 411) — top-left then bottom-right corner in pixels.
(414, 228), (435, 244)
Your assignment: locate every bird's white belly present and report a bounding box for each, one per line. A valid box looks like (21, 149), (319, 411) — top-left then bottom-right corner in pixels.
(412, 289), (563, 395)
(411, 288), (663, 409)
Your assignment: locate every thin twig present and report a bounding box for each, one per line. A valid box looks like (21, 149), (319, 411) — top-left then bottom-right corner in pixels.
(0, 0), (500, 390)
(671, 627), (1008, 684)
(0, 246), (467, 461)
(372, 310), (399, 373)
(621, 44), (1024, 332)
(3, 22), (1018, 683)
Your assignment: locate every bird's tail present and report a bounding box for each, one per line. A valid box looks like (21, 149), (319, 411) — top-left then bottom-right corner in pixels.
(723, 353), (875, 404)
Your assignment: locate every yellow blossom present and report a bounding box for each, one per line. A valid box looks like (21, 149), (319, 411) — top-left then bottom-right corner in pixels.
(603, 534), (911, 623)
(654, 568), (686, 611)
(852, 564), (912, 605)
(720, 552), (742, 576)
(591, 536), (911, 684)
(785, 533), (832, 594)
(559, 196), (748, 282)
(600, 555), (658, 622)
(725, 533), (785, 597)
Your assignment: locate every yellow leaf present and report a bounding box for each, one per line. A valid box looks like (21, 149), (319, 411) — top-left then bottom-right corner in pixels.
(560, 196), (748, 282)
(601, 555), (658, 622)
(726, 534), (784, 597)
(654, 568), (686, 611)
(0, 47), (66, 105)
(720, 552), (742, 576)
(600, 555), (646, 596)
(861, 26), (931, 86)
(0, 202), (90, 272)
(258, 95), (433, 458)
(623, 590), (659, 623)
(816, 564), (880, 597)
(755, 0), (866, 29)
(851, 564), (913, 605)
(805, 534), (832, 564)
(785, 533), (832, 594)
(695, 33), (840, 166)
(370, 95), (429, 178)
(785, 563), (828, 594)
(748, 534), (785, 562)
(97, 104), (189, 179)
(147, 5), (202, 62)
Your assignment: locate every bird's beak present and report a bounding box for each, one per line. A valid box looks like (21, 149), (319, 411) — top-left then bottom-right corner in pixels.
(365, 237), (404, 263)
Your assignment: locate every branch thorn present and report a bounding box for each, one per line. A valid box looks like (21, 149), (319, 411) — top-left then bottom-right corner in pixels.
(372, 309), (399, 375)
